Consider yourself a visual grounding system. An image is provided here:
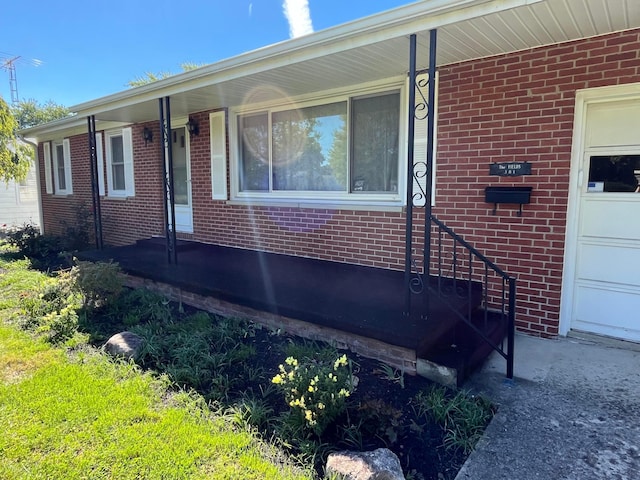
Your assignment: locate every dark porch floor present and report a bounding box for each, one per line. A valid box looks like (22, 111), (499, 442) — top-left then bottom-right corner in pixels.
(80, 238), (499, 374)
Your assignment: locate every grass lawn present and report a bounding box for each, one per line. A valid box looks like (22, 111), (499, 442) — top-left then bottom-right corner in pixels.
(0, 254), (313, 480)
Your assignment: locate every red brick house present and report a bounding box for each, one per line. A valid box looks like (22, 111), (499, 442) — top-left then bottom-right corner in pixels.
(22, 0), (640, 373)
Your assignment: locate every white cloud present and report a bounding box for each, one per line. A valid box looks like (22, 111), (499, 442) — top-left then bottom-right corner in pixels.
(282, 0), (314, 38)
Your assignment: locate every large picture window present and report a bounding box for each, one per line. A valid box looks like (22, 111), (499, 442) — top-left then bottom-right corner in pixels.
(236, 89), (401, 202)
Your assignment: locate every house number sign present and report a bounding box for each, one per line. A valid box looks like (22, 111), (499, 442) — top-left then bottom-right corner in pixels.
(489, 162), (532, 176)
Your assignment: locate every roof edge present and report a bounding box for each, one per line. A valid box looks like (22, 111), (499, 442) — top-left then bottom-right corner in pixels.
(69, 0), (541, 113)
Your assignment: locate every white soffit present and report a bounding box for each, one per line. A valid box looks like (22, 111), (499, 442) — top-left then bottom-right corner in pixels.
(24, 0), (640, 137)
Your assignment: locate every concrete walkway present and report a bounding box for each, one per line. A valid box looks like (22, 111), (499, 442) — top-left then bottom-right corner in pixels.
(456, 334), (640, 480)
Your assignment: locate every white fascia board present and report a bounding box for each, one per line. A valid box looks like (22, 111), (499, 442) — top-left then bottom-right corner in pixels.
(70, 0), (543, 118)
(19, 117), (131, 143)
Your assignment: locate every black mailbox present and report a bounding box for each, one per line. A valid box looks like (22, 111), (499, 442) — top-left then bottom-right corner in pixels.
(485, 186), (532, 216)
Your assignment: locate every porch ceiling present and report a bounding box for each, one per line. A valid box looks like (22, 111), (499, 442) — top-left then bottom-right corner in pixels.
(22, 0), (640, 140)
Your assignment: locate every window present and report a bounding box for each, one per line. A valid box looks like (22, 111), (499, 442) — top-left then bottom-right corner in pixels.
(105, 128), (134, 197)
(52, 139), (72, 195)
(588, 155), (640, 192)
(235, 89), (401, 203)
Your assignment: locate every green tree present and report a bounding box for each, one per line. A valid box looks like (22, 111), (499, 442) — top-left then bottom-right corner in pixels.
(0, 96), (31, 183)
(128, 62), (204, 87)
(12, 99), (70, 129)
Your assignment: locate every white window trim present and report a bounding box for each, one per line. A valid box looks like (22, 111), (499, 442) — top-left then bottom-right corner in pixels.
(229, 79), (408, 208)
(52, 139), (72, 195)
(105, 127), (135, 198)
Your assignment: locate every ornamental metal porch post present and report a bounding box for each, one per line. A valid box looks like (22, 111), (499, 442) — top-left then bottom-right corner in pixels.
(159, 97), (178, 264)
(404, 34), (418, 315)
(404, 29), (438, 316)
(87, 115), (103, 249)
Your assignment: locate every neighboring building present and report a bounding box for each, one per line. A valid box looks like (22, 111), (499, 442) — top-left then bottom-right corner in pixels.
(21, 0), (640, 346)
(0, 158), (41, 230)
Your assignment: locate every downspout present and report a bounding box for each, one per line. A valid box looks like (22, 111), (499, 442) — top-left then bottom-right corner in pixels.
(18, 136), (44, 234)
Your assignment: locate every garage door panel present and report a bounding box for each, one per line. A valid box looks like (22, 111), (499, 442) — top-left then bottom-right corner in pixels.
(574, 284), (640, 341)
(577, 243), (640, 287)
(580, 198), (640, 240)
(586, 101), (640, 148)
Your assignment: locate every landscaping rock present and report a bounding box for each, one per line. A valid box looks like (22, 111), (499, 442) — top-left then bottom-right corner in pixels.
(104, 331), (143, 360)
(325, 448), (405, 480)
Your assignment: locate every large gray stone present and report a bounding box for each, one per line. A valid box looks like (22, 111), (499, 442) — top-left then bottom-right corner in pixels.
(104, 331), (143, 360)
(325, 448), (405, 480)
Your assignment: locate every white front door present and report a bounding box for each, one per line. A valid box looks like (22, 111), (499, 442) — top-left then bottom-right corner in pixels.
(171, 127), (193, 233)
(565, 91), (640, 342)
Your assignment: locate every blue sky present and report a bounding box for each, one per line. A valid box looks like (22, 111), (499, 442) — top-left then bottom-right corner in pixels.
(1, 0), (412, 108)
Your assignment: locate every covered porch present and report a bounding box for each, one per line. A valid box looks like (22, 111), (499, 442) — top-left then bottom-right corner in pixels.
(80, 237), (507, 385)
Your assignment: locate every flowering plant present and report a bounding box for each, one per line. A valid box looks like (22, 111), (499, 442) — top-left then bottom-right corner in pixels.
(272, 353), (354, 435)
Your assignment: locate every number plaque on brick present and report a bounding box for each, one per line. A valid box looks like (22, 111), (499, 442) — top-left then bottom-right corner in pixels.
(489, 162), (532, 176)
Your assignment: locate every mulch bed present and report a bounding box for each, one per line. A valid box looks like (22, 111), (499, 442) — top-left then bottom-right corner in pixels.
(249, 327), (468, 479)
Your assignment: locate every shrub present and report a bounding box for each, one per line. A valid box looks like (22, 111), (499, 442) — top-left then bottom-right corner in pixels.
(70, 260), (124, 310)
(272, 354), (355, 436)
(18, 270), (82, 344)
(59, 203), (93, 252)
(7, 225), (63, 261)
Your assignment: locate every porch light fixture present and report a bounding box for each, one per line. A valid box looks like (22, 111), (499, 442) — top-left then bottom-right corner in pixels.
(186, 117), (200, 137)
(142, 127), (153, 145)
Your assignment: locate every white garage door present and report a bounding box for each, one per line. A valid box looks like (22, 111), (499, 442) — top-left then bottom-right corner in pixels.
(571, 98), (640, 341)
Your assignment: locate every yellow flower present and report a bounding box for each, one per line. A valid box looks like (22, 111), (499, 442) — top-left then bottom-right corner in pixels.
(334, 354), (348, 370)
(317, 402), (325, 410)
(271, 375), (283, 384)
(308, 385), (316, 392)
(285, 357), (298, 367)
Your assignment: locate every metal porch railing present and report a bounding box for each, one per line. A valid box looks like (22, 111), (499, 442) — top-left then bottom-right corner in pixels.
(428, 216), (515, 379)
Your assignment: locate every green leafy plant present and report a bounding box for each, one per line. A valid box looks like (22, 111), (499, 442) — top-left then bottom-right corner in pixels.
(356, 398), (404, 445)
(413, 386), (494, 454)
(272, 353), (355, 436)
(374, 362), (405, 388)
(106, 287), (173, 327)
(230, 393), (275, 431)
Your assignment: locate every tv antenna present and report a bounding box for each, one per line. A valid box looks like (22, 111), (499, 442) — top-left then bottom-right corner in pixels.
(1, 54), (43, 106)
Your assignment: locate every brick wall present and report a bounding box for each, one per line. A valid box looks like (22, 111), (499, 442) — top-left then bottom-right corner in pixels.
(433, 29), (640, 336)
(38, 29), (640, 338)
(40, 137), (94, 241)
(99, 123), (165, 245)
